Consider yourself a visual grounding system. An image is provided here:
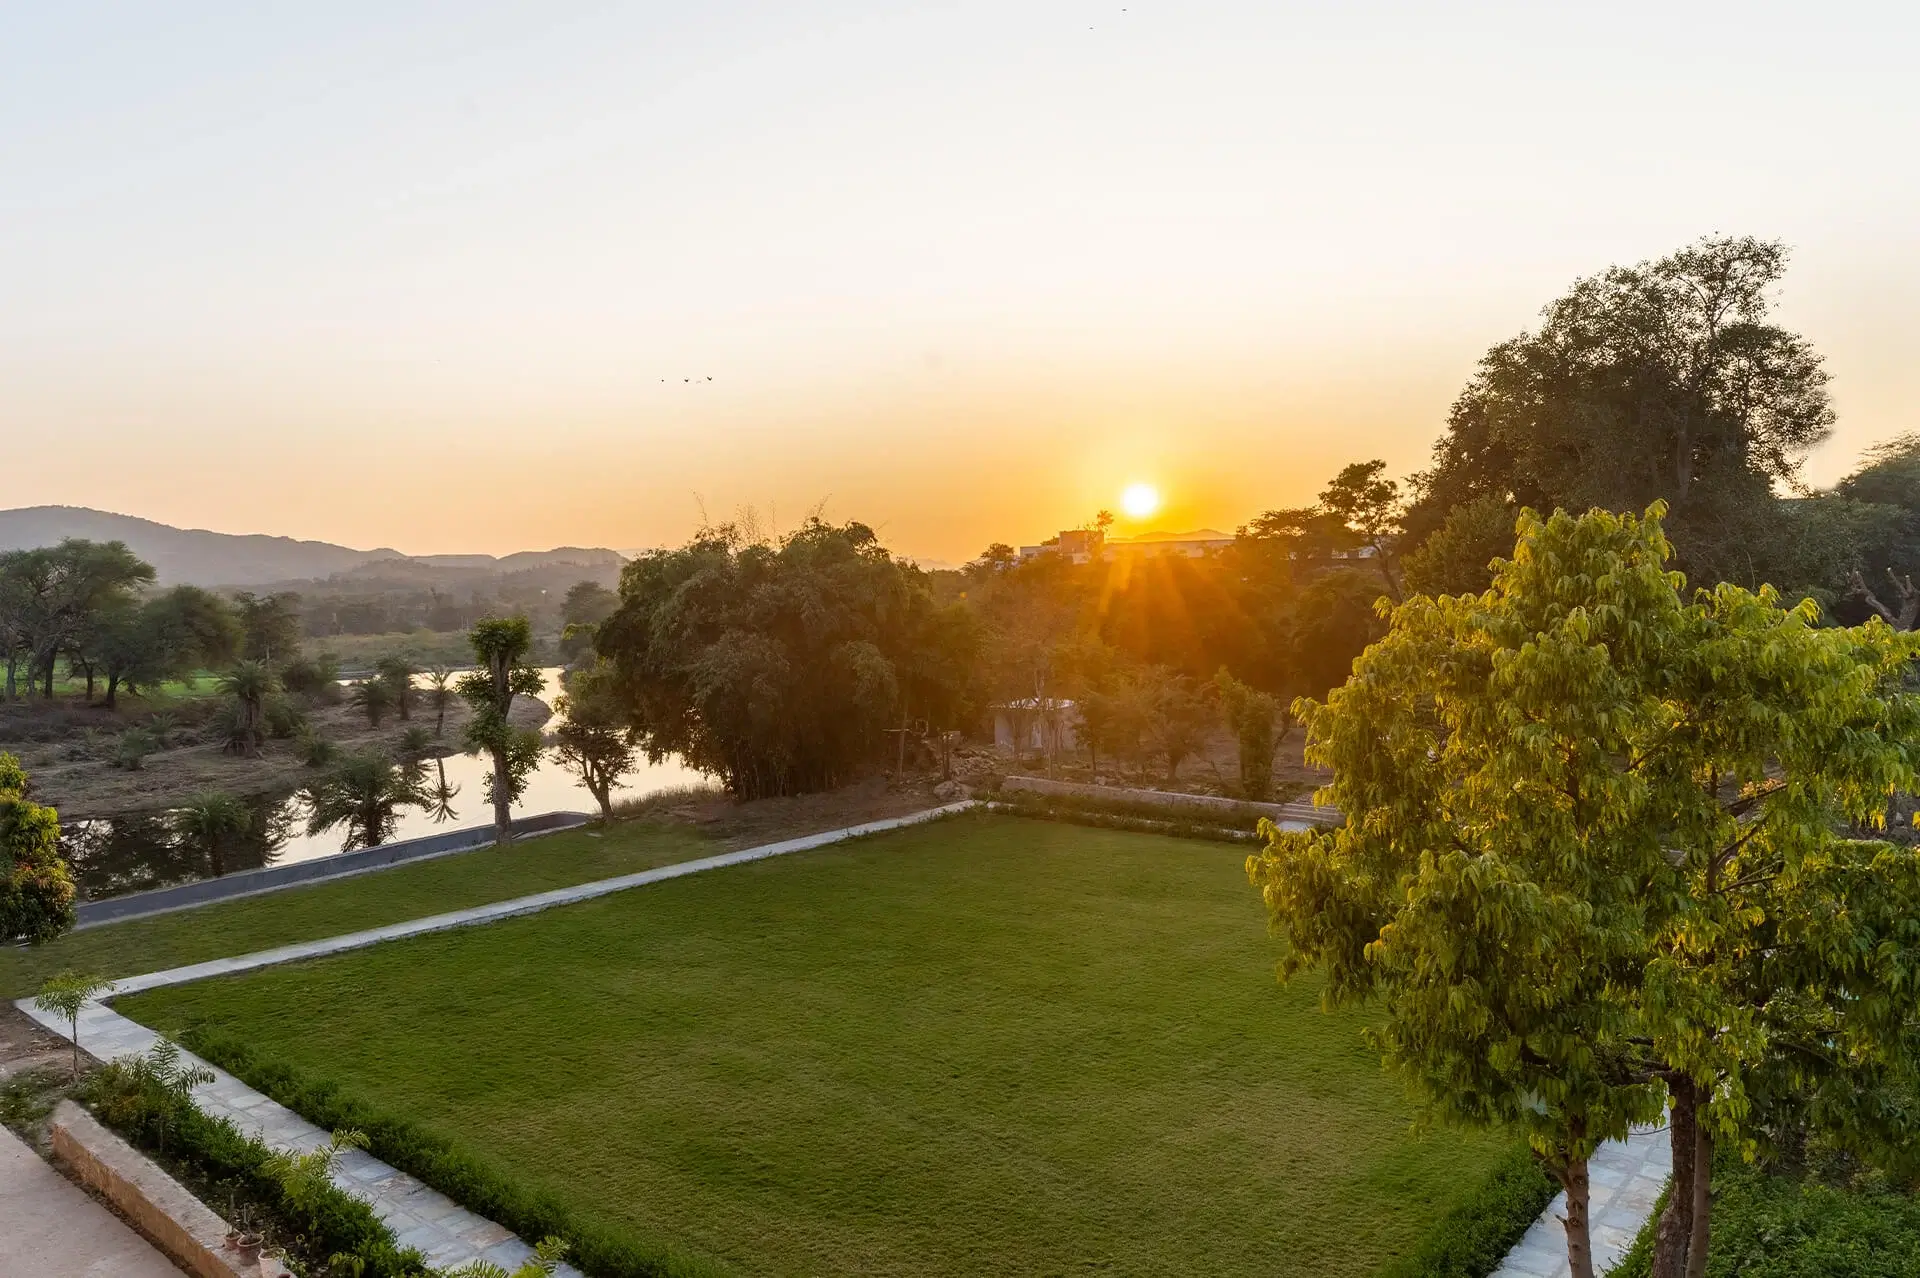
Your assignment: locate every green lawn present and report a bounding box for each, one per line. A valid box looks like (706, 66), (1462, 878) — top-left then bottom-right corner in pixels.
(0, 820), (714, 999)
(121, 814), (1515, 1277)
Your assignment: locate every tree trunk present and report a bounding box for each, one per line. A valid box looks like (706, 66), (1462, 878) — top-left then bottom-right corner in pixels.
(492, 742), (512, 845)
(82, 664), (95, 701)
(594, 783), (613, 823)
(4, 653), (15, 700)
(103, 673), (121, 710)
(1560, 1156), (1597, 1278)
(1652, 1079), (1699, 1278)
(1685, 1123), (1713, 1278)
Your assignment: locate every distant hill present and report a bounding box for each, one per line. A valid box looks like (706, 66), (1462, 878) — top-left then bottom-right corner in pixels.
(0, 506), (623, 587)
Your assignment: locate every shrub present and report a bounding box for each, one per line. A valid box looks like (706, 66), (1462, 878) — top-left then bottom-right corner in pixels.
(80, 1048), (429, 1277)
(1376, 1144), (1559, 1278)
(114, 727), (158, 770)
(265, 695), (307, 740)
(297, 726), (339, 768)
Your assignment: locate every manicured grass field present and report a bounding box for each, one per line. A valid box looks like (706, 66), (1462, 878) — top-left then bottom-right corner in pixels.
(122, 814), (1516, 1277)
(0, 821), (713, 998)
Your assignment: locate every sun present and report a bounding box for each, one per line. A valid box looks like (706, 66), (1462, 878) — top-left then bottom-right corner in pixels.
(1120, 482), (1161, 519)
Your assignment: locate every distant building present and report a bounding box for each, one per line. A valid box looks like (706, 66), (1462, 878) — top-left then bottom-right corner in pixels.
(1016, 528), (1234, 564)
(991, 698), (1079, 754)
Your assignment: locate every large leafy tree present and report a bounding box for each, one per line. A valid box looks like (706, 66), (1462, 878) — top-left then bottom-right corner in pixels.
(1249, 505), (1920, 1278)
(599, 519), (971, 799)
(231, 591), (304, 664)
(0, 753), (76, 945)
(458, 617), (545, 844)
(89, 585), (240, 708)
(548, 662), (637, 822)
(0, 539), (155, 698)
(1407, 237), (1833, 585)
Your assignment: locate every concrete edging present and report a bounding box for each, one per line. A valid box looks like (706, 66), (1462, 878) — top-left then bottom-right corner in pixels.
(51, 1099), (290, 1278)
(75, 811), (594, 930)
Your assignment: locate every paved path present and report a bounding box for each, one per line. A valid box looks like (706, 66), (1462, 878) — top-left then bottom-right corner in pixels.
(0, 1123), (184, 1277)
(1491, 1127), (1673, 1277)
(15, 801), (975, 1275)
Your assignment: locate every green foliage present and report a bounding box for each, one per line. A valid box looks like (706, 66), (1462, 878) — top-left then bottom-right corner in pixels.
(232, 591), (304, 665)
(1406, 236), (1832, 587)
(424, 666), (455, 737)
(1612, 1158), (1920, 1278)
(170, 792), (252, 877)
(80, 1048), (429, 1277)
(297, 725), (339, 768)
(351, 676), (396, 727)
(281, 651), (344, 704)
(218, 660), (280, 756)
(113, 726), (157, 770)
(1249, 504), (1920, 1277)
(1376, 1144), (1559, 1278)
(33, 969), (111, 1079)
(459, 616), (545, 840)
(265, 1126), (370, 1213)
(175, 1029), (725, 1278)
(376, 657), (419, 721)
(599, 519), (974, 799)
(1, 753), (76, 945)
(1214, 669), (1280, 800)
(559, 580), (619, 663)
(549, 663), (636, 821)
(305, 753), (430, 851)
(1139, 665), (1212, 783)
(1400, 495), (1516, 597)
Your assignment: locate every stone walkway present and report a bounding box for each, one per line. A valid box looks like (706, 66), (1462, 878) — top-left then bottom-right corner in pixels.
(0, 1123), (184, 1277)
(14, 801), (974, 1275)
(1490, 1127), (1673, 1277)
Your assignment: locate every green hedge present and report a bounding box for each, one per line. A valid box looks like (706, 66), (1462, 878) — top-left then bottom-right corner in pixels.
(80, 1060), (428, 1277)
(1608, 1159), (1920, 1278)
(1377, 1144), (1560, 1278)
(182, 1028), (730, 1278)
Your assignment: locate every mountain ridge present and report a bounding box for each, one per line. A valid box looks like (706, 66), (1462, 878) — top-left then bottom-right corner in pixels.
(0, 506), (623, 586)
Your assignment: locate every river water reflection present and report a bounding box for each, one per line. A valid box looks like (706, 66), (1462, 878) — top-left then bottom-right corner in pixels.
(58, 669), (707, 901)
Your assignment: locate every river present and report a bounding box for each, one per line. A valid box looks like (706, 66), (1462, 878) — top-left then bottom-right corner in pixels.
(58, 668), (708, 900)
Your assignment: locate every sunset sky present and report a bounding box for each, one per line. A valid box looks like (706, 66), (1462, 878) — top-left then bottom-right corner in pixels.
(4, 3), (1916, 562)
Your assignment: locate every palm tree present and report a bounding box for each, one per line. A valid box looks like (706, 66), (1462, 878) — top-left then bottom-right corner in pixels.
(349, 677), (395, 728)
(217, 660), (277, 756)
(425, 756), (461, 824)
(305, 752), (429, 851)
(376, 657), (419, 721)
(169, 792), (251, 877)
(425, 666), (455, 738)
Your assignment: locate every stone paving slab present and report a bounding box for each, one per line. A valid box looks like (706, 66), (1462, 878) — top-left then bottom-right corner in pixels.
(14, 800), (976, 1275)
(1489, 1126), (1673, 1278)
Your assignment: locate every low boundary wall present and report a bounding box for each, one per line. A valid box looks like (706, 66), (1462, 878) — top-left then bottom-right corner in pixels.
(75, 811), (593, 930)
(52, 1099), (290, 1278)
(999, 775), (1338, 827)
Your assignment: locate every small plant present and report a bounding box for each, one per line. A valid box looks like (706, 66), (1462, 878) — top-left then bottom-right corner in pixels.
(398, 725), (434, 763)
(265, 1127), (368, 1213)
(265, 695), (307, 740)
(33, 971), (113, 1080)
(297, 726), (338, 768)
(137, 1036), (216, 1152)
(437, 1236), (569, 1278)
(425, 666), (456, 738)
(375, 658), (419, 722)
(115, 727), (158, 770)
(350, 678), (395, 728)
(147, 710), (180, 748)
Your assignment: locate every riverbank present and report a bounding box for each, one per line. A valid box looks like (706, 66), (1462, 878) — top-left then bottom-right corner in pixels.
(8, 693), (551, 819)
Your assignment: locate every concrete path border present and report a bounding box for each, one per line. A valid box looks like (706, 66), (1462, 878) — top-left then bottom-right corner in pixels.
(15, 800), (976, 1274)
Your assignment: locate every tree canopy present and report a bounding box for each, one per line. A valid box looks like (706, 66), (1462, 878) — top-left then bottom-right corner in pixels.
(598, 518), (975, 799)
(1, 753), (76, 945)
(1249, 505), (1920, 1278)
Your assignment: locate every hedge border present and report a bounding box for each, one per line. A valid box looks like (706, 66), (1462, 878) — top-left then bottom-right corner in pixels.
(180, 1028), (729, 1278)
(79, 1059), (429, 1277)
(1376, 1143), (1561, 1278)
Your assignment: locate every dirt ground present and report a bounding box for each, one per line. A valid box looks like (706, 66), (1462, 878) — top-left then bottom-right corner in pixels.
(6, 694), (550, 819)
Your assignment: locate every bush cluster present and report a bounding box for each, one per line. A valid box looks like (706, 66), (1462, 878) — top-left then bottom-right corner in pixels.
(81, 1055), (427, 1276)
(182, 1029), (729, 1278)
(1376, 1144), (1559, 1278)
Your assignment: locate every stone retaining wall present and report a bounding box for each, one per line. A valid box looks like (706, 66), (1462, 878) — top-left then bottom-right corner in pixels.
(76, 810), (593, 929)
(50, 1099), (288, 1277)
